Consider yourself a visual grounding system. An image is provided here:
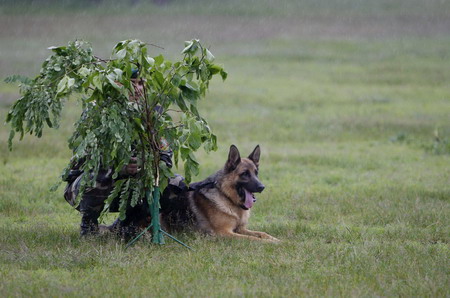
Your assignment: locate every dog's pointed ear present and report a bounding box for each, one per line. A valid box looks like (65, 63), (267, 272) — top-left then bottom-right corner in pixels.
(225, 145), (241, 172)
(248, 145), (261, 167)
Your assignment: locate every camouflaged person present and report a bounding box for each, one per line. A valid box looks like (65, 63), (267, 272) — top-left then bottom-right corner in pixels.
(63, 69), (176, 237)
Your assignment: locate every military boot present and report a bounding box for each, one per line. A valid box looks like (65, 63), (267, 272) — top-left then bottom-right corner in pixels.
(79, 197), (103, 236)
(80, 212), (100, 236)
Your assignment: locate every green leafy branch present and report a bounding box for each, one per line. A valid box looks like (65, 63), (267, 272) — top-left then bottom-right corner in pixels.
(6, 39), (226, 220)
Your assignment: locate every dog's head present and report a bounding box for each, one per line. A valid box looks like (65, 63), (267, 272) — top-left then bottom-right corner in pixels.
(224, 145), (265, 210)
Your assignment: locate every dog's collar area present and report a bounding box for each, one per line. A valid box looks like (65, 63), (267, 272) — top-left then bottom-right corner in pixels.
(189, 180), (217, 191)
(190, 179), (257, 210)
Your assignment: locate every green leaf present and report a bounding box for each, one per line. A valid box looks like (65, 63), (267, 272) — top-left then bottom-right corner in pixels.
(182, 39), (200, 55)
(106, 73), (122, 90)
(171, 74), (182, 87)
(188, 151), (199, 165)
(205, 49), (215, 61)
(78, 66), (91, 77)
(180, 146), (190, 160)
(184, 81), (199, 92)
(48, 45), (67, 55)
(45, 117), (53, 128)
(113, 68), (123, 79)
(190, 104), (200, 118)
(49, 181), (62, 192)
(57, 76), (68, 93)
(182, 41), (194, 54)
(145, 56), (155, 66)
(154, 54), (164, 66)
(114, 41), (124, 51)
(153, 71), (164, 89)
(133, 117), (145, 132)
(187, 131), (202, 150)
(200, 64), (209, 81)
(220, 69), (228, 81)
(159, 178), (168, 193)
(4, 75), (31, 85)
(130, 180), (142, 207)
(8, 130), (15, 151)
(204, 134), (218, 152)
(67, 78), (75, 89)
(208, 64), (222, 75)
(92, 74), (103, 92)
(175, 94), (189, 112)
(115, 49), (126, 59)
(159, 161), (173, 179)
(100, 179), (126, 221)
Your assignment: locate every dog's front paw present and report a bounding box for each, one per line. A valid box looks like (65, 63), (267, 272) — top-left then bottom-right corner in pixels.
(267, 235), (281, 243)
(258, 232), (281, 243)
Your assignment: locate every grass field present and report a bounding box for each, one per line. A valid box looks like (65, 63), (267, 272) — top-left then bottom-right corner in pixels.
(1, 0), (449, 296)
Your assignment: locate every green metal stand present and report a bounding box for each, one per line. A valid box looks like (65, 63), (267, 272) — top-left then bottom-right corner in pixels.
(150, 187), (165, 245)
(125, 186), (193, 250)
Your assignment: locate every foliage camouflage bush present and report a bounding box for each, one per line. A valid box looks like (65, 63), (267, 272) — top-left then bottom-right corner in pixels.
(6, 39), (226, 220)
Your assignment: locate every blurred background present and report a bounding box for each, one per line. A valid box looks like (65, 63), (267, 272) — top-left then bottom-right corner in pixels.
(2, 0), (449, 76)
(1, 1), (449, 296)
(2, 0), (449, 155)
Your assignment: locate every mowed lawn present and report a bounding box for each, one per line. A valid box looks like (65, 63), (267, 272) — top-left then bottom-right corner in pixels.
(0, 1), (449, 296)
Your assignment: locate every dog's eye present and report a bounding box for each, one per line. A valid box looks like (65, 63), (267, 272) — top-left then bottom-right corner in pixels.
(241, 170), (250, 178)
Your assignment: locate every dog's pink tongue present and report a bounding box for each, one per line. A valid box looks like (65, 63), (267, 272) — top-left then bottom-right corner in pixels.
(244, 189), (254, 209)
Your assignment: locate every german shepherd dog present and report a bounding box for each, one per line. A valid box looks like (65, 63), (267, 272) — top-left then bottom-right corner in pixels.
(160, 145), (280, 242)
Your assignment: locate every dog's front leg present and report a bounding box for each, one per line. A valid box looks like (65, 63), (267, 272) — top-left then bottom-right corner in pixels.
(215, 229), (276, 242)
(237, 228), (280, 242)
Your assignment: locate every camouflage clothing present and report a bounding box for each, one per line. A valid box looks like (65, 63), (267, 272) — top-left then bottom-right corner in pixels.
(64, 151), (175, 237)
(63, 162), (123, 235)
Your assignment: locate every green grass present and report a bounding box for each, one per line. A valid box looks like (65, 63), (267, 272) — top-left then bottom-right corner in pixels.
(1, 0), (449, 296)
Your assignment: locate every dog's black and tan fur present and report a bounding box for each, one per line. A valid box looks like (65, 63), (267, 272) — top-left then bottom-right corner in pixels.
(160, 145), (279, 242)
